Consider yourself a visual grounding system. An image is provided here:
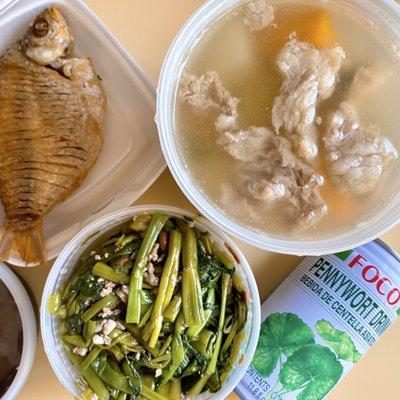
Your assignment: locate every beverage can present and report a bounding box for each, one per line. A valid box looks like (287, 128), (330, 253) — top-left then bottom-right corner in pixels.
(236, 239), (400, 400)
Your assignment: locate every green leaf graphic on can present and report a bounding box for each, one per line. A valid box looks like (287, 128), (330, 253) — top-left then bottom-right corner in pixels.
(316, 320), (361, 363)
(279, 344), (343, 400)
(335, 249), (353, 261)
(252, 313), (315, 378)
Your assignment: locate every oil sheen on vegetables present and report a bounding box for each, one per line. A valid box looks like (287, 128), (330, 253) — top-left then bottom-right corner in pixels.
(174, 0), (400, 239)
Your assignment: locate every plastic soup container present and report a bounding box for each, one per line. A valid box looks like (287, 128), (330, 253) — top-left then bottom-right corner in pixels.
(157, 0), (400, 256)
(236, 240), (400, 400)
(41, 205), (261, 400)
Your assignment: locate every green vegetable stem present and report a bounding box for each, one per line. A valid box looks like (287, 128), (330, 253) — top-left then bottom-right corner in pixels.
(157, 313), (187, 387)
(187, 271), (231, 395)
(163, 292), (182, 323)
(81, 294), (120, 323)
(126, 214), (169, 324)
(186, 287), (215, 338)
(92, 262), (130, 284)
(143, 230), (182, 348)
(182, 227), (205, 331)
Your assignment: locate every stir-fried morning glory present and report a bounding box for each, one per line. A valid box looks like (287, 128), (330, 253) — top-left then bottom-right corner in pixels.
(49, 212), (248, 399)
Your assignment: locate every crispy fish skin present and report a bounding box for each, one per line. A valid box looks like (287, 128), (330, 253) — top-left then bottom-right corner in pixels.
(0, 7), (106, 265)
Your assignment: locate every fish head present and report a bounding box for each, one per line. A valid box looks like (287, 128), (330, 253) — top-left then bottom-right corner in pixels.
(23, 7), (74, 66)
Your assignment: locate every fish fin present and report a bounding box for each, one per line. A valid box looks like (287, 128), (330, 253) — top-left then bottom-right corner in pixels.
(0, 225), (46, 266)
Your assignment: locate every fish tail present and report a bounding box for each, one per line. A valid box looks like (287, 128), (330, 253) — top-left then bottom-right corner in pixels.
(0, 224), (46, 266)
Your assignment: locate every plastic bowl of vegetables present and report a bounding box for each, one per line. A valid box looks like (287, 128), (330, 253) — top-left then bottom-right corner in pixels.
(41, 205), (260, 400)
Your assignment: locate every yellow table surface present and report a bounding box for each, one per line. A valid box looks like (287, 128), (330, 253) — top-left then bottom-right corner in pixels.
(10, 1), (400, 399)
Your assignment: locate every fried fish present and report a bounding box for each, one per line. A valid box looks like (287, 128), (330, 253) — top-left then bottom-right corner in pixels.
(0, 7), (106, 265)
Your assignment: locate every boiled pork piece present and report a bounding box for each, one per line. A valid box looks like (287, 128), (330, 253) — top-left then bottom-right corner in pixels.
(324, 101), (397, 194)
(272, 37), (345, 161)
(242, 0), (275, 31)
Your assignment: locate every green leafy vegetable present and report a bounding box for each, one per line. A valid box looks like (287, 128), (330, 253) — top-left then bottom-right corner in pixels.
(315, 320), (361, 363)
(197, 246), (231, 288)
(66, 314), (83, 335)
(279, 344), (343, 400)
(122, 357), (142, 397)
(73, 274), (103, 305)
(252, 313), (315, 378)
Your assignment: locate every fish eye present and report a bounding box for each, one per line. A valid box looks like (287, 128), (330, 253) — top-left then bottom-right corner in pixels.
(32, 16), (49, 38)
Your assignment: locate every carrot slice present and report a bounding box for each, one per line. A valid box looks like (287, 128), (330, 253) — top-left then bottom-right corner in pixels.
(295, 10), (336, 48)
(268, 8), (337, 52)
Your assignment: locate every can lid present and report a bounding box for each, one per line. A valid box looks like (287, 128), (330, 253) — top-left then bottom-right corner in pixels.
(0, 264), (36, 400)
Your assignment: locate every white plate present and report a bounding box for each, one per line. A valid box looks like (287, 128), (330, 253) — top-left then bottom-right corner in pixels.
(0, 0), (165, 266)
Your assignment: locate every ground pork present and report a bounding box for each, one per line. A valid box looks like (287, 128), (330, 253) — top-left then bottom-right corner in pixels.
(242, 0), (275, 31)
(324, 101), (398, 194)
(144, 262), (159, 287)
(272, 37), (345, 160)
